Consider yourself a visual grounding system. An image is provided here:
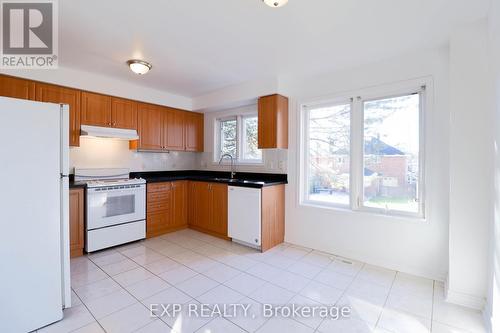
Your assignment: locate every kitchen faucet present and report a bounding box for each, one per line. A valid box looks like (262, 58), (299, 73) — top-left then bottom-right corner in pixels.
(219, 153), (236, 179)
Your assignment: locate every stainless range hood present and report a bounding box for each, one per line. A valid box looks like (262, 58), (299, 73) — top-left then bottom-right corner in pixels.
(80, 125), (139, 140)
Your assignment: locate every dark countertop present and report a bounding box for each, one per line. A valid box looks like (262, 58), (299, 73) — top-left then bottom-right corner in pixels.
(130, 170), (287, 188)
(69, 170), (287, 189)
(69, 175), (86, 189)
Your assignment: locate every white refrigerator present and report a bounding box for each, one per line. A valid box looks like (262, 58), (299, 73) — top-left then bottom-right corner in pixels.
(0, 97), (71, 332)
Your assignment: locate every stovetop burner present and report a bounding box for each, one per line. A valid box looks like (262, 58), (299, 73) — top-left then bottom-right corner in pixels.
(74, 168), (146, 188)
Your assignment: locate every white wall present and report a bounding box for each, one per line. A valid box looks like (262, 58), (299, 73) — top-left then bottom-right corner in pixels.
(193, 47), (451, 280)
(197, 104), (287, 174)
(70, 137), (197, 173)
(279, 47), (450, 281)
(486, 0), (500, 330)
(194, 77), (278, 111)
(0, 66), (192, 110)
(447, 19), (493, 309)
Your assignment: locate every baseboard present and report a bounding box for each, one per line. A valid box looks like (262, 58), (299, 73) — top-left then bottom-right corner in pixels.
(284, 235), (446, 281)
(483, 300), (493, 333)
(444, 276), (486, 310)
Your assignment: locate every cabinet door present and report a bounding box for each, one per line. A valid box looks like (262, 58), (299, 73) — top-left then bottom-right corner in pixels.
(164, 108), (185, 151)
(0, 75), (35, 100)
(111, 97), (137, 129)
(188, 181), (211, 228)
(171, 181), (188, 228)
(69, 188), (84, 258)
(35, 83), (81, 147)
(210, 183), (228, 237)
(184, 112), (204, 152)
(81, 91), (112, 127)
(258, 94), (288, 149)
(137, 103), (163, 150)
(261, 185), (285, 252)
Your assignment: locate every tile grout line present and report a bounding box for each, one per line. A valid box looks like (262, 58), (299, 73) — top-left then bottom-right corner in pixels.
(87, 232), (342, 332)
(77, 230), (417, 333)
(373, 269), (398, 330)
(93, 236), (243, 332)
(67, 288), (107, 333)
(86, 252), (171, 332)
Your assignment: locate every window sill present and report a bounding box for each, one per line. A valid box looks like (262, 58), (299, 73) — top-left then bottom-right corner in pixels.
(299, 200), (426, 222)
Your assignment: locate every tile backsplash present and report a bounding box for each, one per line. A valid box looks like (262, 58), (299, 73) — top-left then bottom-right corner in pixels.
(70, 137), (287, 174)
(69, 137), (198, 173)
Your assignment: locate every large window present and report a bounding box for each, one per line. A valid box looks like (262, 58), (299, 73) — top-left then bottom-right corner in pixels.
(216, 114), (262, 163)
(302, 85), (425, 217)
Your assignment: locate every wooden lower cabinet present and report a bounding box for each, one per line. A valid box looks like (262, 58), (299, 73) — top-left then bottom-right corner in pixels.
(145, 180), (284, 251)
(69, 188), (85, 258)
(261, 184), (285, 252)
(188, 181), (228, 239)
(146, 181), (188, 238)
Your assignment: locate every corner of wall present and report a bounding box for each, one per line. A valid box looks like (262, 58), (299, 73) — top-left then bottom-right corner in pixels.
(445, 274), (487, 310)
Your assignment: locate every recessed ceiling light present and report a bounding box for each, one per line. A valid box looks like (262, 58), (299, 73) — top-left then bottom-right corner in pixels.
(127, 59), (152, 75)
(263, 0), (288, 8)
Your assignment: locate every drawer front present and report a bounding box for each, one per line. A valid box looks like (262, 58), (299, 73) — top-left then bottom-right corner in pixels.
(148, 182), (171, 193)
(86, 220), (145, 253)
(147, 190), (170, 213)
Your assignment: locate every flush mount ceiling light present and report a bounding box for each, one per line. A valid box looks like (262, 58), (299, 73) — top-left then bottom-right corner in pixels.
(263, 0), (288, 8)
(127, 59), (152, 75)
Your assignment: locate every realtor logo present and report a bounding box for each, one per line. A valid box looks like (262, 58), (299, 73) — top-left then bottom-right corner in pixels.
(1, 0), (58, 68)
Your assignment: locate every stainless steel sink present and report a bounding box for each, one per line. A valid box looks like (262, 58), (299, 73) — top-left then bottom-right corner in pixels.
(213, 178), (240, 182)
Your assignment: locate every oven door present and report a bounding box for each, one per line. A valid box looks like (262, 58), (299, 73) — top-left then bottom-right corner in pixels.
(87, 184), (146, 230)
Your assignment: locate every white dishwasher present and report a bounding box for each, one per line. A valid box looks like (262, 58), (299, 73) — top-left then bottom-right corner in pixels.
(228, 186), (261, 248)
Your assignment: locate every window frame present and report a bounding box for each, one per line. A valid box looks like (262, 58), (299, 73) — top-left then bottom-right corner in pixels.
(214, 112), (263, 165)
(299, 79), (428, 219)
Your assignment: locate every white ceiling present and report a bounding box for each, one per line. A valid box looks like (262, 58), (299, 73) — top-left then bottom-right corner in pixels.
(60, 0), (489, 98)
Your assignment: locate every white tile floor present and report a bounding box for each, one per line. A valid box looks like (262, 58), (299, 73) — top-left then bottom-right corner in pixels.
(36, 229), (487, 333)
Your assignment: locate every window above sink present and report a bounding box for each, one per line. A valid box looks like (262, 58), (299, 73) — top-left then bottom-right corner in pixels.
(214, 106), (263, 165)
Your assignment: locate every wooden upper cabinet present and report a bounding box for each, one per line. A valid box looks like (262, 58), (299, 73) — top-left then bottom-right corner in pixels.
(35, 83), (81, 147)
(185, 112), (204, 152)
(111, 98), (137, 129)
(164, 108), (185, 151)
(69, 188), (85, 258)
(0, 75), (35, 100)
(258, 94), (288, 149)
(135, 107), (203, 152)
(81, 91), (112, 127)
(137, 103), (163, 150)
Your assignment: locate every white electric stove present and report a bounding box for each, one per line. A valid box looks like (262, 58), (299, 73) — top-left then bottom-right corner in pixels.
(75, 168), (146, 252)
